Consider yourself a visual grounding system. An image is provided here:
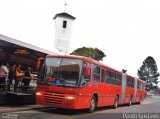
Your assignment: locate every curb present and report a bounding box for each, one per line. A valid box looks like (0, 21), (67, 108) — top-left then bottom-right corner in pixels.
(0, 105), (47, 113)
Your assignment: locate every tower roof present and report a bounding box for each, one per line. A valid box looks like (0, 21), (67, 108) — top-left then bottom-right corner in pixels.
(53, 12), (76, 20)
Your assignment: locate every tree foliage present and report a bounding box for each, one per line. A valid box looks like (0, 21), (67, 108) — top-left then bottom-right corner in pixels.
(70, 47), (106, 61)
(137, 56), (159, 90)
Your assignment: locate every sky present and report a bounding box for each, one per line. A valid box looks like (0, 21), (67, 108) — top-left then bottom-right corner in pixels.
(0, 0), (160, 85)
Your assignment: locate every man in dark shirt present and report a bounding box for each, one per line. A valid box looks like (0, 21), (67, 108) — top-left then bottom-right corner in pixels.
(22, 67), (31, 93)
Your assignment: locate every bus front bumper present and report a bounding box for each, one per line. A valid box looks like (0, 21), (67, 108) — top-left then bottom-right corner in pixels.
(36, 91), (80, 109)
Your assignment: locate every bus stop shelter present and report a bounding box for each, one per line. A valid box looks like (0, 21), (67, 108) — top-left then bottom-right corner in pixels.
(0, 34), (55, 68)
(0, 34), (56, 104)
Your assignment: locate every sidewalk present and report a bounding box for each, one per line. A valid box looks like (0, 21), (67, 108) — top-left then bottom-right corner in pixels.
(0, 105), (46, 113)
(141, 95), (160, 104)
(0, 92), (35, 105)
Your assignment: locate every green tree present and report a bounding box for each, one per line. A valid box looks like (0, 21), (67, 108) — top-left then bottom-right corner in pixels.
(70, 47), (106, 61)
(137, 56), (159, 90)
(122, 69), (127, 73)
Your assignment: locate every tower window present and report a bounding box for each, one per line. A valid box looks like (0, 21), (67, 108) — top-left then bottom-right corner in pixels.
(63, 20), (67, 28)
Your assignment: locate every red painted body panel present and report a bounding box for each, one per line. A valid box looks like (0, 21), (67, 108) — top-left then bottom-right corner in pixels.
(36, 55), (145, 109)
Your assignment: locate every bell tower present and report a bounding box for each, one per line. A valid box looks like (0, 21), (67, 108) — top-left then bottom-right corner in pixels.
(53, 12), (76, 54)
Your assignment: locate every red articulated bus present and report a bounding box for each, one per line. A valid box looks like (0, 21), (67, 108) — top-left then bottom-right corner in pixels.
(36, 55), (145, 112)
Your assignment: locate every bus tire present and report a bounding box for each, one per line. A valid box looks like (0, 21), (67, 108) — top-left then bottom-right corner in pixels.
(113, 96), (118, 109)
(138, 96), (142, 104)
(128, 96), (132, 106)
(89, 96), (97, 113)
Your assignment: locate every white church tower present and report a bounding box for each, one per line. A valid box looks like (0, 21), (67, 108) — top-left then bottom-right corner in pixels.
(53, 12), (76, 54)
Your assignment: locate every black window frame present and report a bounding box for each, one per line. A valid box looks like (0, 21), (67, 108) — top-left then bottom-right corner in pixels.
(127, 76), (134, 88)
(93, 64), (100, 82)
(101, 68), (106, 83)
(63, 20), (67, 28)
(105, 70), (121, 86)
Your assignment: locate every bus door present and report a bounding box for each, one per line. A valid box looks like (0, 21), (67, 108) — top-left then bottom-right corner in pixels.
(134, 78), (138, 103)
(78, 62), (92, 108)
(100, 68), (108, 106)
(92, 64), (103, 106)
(137, 81), (142, 101)
(121, 73), (127, 104)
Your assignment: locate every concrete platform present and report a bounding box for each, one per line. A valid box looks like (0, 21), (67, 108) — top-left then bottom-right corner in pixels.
(0, 92), (6, 105)
(0, 92), (35, 105)
(0, 105), (46, 113)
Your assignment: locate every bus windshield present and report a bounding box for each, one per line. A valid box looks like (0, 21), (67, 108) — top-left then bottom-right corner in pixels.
(38, 57), (83, 87)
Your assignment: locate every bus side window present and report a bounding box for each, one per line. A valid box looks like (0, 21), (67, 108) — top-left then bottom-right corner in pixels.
(140, 82), (141, 89)
(81, 62), (91, 86)
(101, 69), (105, 83)
(108, 71), (112, 84)
(83, 63), (91, 79)
(138, 80), (140, 89)
(106, 70), (109, 83)
(93, 64), (100, 82)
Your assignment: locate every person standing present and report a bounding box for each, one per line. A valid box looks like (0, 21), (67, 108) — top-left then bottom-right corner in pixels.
(7, 64), (16, 91)
(22, 67), (31, 93)
(0, 63), (9, 91)
(14, 64), (22, 92)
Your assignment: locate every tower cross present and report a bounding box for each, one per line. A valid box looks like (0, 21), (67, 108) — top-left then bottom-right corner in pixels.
(64, 0), (68, 12)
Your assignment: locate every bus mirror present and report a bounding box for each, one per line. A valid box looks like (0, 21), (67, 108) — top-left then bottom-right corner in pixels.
(36, 58), (44, 70)
(84, 67), (89, 77)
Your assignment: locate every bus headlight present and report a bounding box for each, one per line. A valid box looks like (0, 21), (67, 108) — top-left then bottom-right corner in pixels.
(36, 92), (42, 96)
(65, 96), (75, 100)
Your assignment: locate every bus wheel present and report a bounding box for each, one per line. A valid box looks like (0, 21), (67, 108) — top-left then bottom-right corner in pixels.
(113, 96), (118, 109)
(128, 97), (132, 106)
(89, 96), (97, 113)
(138, 96), (142, 104)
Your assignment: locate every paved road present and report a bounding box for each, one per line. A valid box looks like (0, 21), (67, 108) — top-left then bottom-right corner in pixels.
(1, 96), (160, 119)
